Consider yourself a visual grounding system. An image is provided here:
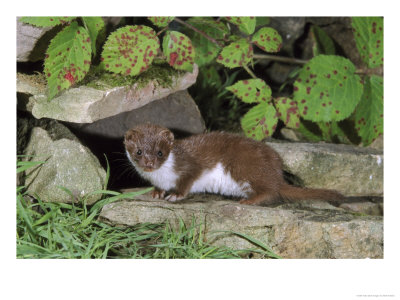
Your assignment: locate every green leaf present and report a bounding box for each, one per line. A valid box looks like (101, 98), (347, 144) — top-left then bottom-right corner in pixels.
(311, 25), (336, 56)
(102, 25), (160, 76)
(293, 55), (363, 122)
(354, 75), (383, 145)
(82, 17), (105, 56)
(251, 27), (282, 53)
(148, 17), (174, 27)
(162, 31), (195, 72)
(216, 38), (253, 68)
(241, 101), (278, 140)
(226, 79), (271, 103)
(44, 21), (92, 100)
(225, 17), (256, 35)
(352, 17), (383, 68)
(185, 17), (228, 66)
(274, 97), (300, 129)
(19, 17), (75, 27)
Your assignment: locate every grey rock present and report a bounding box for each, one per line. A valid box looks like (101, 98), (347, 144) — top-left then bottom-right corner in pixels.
(99, 190), (383, 259)
(17, 17), (55, 62)
(266, 142), (383, 197)
(17, 64), (199, 124)
(65, 90), (205, 139)
(22, 121), (106, 204)
(339, 201), (383, 216)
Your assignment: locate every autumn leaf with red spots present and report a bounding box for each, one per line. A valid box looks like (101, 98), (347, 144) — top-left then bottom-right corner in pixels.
(101, 25), (160, 76)
(217, 38), (253, 69)
(227, 79), (278, 140)
(293, 55), (363, 122)
(162, 31), (195, 72)
(251, 27), (282, 53)
(274, 97), (300, 129)
(44, 21), (92, 100)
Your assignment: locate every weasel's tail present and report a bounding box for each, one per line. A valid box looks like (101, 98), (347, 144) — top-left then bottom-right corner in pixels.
(279, 184), (345, 202)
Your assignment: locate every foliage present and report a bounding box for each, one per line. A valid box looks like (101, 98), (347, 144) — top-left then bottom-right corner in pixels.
(19, 16), (383, 145)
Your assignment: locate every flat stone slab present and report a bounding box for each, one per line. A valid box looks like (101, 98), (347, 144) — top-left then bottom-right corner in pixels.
(99, 191), (383, 259)
(267, 142), (383, 197)
(17, 64), (198, 123)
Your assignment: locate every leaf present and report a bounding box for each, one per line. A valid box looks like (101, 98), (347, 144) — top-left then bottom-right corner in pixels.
(311, 25), (336, 56)
(101, 25), (160, 76)
(44, 21), (92, 100)
(352, 17), (383, 68)
(82, 17), (105, 56)
(226, 79), (271, 103)
(251, 27), (282, 53)
(293, 55), (363, 122)
(162, 31), (195, 72)
(354, 75), (383, 145)
(241, 101), (278, 140)
(19, 17), (75, 27)
(274, 97), (300, 129)
(216, 38), (253, 68)
(148, 17), (174, 27)
(185, 17), (228, 66)
(225, 17), (256, 35)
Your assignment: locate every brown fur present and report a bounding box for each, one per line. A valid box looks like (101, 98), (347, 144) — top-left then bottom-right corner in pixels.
(124, 123), (345, 205)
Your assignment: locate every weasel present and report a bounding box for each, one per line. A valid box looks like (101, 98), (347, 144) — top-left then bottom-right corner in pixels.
(124, 123), (344, 205)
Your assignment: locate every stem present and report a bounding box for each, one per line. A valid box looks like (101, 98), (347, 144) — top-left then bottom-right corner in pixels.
(174, 17), (223, 48)
(156, 27), (168, 36)
(253, 54), (308, 65)
(243, 65), (257, 79)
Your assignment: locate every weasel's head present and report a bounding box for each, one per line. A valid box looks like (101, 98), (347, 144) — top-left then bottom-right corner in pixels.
(124, 124), (174, 172)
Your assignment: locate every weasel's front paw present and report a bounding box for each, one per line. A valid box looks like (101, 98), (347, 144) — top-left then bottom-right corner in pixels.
(152, 189), (166, 199)
(165, 193), (185, 202)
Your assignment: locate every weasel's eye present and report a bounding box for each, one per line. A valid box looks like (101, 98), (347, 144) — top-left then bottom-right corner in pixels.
(157, 151), (163, 157)
(136, 150), (142, 156)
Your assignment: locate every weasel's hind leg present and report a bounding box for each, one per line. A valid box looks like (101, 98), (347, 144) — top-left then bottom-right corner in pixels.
(239, 190), (280, 205)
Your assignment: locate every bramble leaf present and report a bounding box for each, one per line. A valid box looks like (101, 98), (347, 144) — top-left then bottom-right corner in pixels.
(82, 17), (105, 56)
(225, 17), (256, 35)
(226, 79), (271, 103)
(311, 25), (336, 56)
(162, 31), (195, 72)
(241, 101), (278, 140)
(148, 17), (174, 27)
(101, 25), (160, 76)
(354, 75), (383, 145)
(274, 97), (300, 129)
(185, 17), (228, 66)
(293, 55), (363, 122)
(44, 21), (92, 100)
(19, 17), (75, 27)
(352, 17), (383, 68)
(216, 38), (253, 68)
(251, 27), (282, 53)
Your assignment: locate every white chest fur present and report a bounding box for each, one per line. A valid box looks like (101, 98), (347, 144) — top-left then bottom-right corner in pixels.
(126, 151), (179, 191)
(127, 150), (252, 198)
(190, 162), (252, 198)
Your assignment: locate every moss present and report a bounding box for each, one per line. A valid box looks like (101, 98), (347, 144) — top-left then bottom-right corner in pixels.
(80, 61), (185, 91)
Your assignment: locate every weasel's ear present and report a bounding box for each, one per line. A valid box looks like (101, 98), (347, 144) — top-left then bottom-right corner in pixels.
(124, 129), (141, 146)
(159, 129), (174, 145)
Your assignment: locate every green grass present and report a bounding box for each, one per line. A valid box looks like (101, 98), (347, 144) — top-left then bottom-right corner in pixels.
(17, 156), (280, 259)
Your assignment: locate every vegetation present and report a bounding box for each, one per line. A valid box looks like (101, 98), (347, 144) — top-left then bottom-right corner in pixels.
(19, 16), (383, 146)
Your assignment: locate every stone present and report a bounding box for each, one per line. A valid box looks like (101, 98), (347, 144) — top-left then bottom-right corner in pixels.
(22, 120), (106, 204)
(17, 17), (55, 62)
(99, 190), (383, 259)
(64, 90), (205, 139)
(266, 142), (383, 197)
(17, 64), (199, 124)
(339, 201), (383, 216)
